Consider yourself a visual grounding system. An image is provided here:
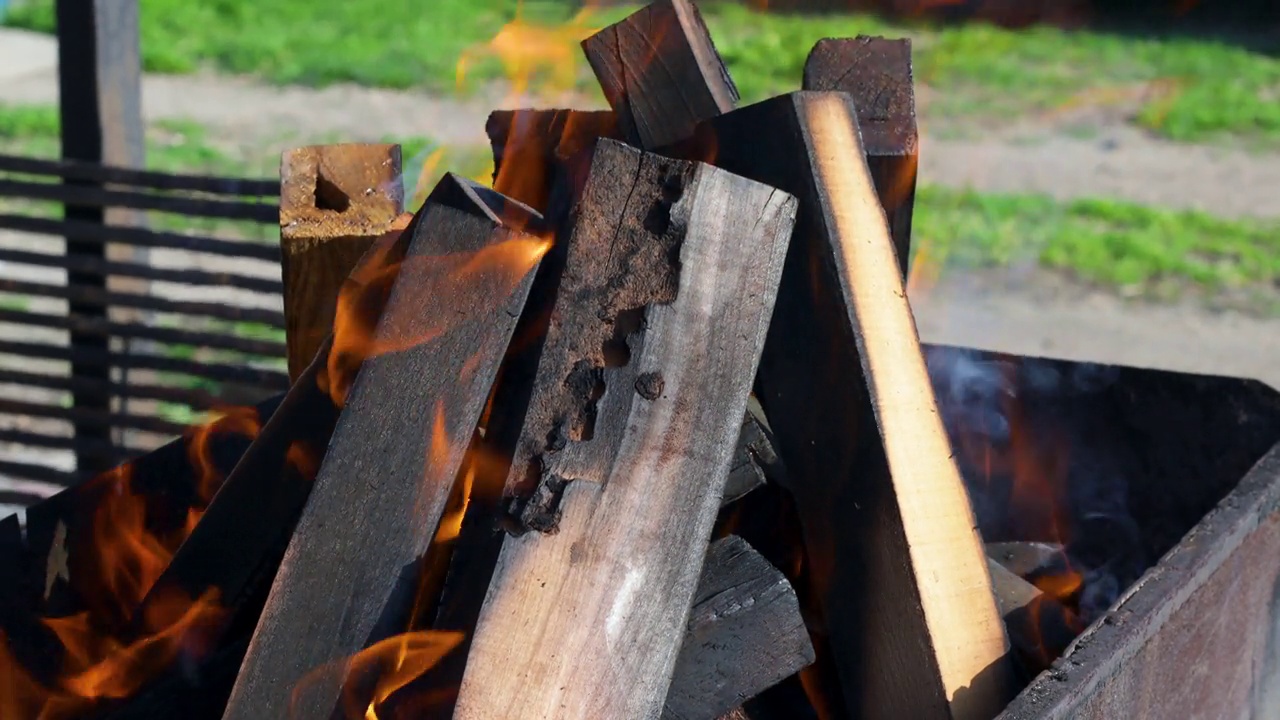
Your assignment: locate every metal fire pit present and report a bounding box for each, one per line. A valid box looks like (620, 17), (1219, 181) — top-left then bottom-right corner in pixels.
(924, 346), (1280, 720)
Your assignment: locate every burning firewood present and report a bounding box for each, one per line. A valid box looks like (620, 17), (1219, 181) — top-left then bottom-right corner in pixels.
(219, 174), (549, 720)
(803, 37), (918, 279)
(581, 0), (737, 150)
(279, 143), (404, 379)
(691, 91), (1014, 719)
(453, 139), (796, 719)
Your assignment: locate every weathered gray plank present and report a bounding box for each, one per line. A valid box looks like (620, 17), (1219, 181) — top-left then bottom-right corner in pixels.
(454, 138), (796, 720)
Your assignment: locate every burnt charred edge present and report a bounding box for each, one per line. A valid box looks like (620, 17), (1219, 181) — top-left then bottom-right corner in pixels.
(497, 140), (688, 534)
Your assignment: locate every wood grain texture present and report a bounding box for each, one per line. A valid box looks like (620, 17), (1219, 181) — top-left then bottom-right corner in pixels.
(662, 536), (815, 720)
(803, 37), (918, 279)
(454, 138), (796, 720)
(279, 143), (404, 379)
(221, 176), (543, 720)
(582, 0), (738, 149)
(692, 92), (1011, 720)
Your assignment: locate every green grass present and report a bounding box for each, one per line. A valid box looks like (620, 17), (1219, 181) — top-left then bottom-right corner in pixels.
(4, 102), (1274, 303)
(913, 186), (1280, 296)
(8, 0), (1280, 140)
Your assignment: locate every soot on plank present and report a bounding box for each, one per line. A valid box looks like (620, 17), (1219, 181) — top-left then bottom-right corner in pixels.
(504, 147), (690, 534)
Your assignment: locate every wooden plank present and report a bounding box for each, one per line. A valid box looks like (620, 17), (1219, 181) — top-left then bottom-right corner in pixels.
(454, 138), (796, 720)
(581, 0), (737, 150)
(55, 0), (145, 476)
(999, 443), (1280, 720)
(803, 37), (918, 279)
(279, 143), (405, 380)
(663, 536), (815, 720)
(691, 92), (1012, 719)
(220, 176), (545, 720)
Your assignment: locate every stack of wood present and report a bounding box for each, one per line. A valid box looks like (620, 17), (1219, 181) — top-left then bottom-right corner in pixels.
(0, 2), (1064, 719)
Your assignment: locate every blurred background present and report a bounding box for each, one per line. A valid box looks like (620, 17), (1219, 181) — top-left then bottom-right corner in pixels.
(0, 0), (1277, 511)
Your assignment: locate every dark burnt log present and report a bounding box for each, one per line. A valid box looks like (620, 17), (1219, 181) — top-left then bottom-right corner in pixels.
(663, 536), (815, 720)
(582, 0), (737, 150)
(803, 37), (918, 279)
(688, 92), (1013, 720)
(220, 176), (544, 720)
(453, 139), (795, 720)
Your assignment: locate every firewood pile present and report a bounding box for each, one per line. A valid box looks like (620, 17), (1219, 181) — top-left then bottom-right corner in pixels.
(18, 1), (1280, 719)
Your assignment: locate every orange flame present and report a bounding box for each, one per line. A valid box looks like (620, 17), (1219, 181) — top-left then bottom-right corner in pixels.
(0, 405), (258, 718)
(322, 226), (551, 408)
(289, 631), (464, 720)
(456, 4), (600, 99)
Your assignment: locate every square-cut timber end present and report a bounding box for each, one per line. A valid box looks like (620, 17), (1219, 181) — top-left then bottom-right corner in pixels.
(280, 143), (405, 242)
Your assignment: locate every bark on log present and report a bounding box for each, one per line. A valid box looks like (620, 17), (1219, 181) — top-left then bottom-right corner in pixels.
(803, 37), (918, 279)
(220, 176), (545, 720)
(690, 92), (1013, 720)
(453, 138), (796, 720)
(582, 0), (737, 150)
(279, 143), (404, 379)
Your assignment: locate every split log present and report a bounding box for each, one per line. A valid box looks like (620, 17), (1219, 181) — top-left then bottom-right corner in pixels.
(279, 143), (404, 379)
(691, 92), (1013, 719)
(582, 0), (737, 150)
(803, 37), (918, 279)
(663, 536), (815, 720)
(454, 139), (796, 719)
(221, 176), (545, 720)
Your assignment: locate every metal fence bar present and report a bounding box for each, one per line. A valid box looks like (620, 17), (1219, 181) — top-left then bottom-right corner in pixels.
(0, 178), (278, 223)
(0, 214), (281, 261)
(0, 247), (283, 295)
(0, 153), (280, 197)
(0, 278), (287, 327)
(0, 307), (286, 356)
(0, 339), (290, 390)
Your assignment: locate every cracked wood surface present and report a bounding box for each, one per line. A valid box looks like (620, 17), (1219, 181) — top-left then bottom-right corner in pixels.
(454, 138), (796, 720)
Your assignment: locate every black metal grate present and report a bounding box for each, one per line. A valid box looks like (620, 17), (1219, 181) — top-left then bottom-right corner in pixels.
(0, 152), (288, 507)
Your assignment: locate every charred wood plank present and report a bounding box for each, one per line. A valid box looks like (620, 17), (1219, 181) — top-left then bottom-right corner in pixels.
(279, 143), (404, 380)
(582, 0), (737, 150)
(663, 536), (814, 720)
(454, 139), (796, 720)
(690, 92), (1012, 719)
(220, 176), (545, 720)
(803, 37), (918, 279)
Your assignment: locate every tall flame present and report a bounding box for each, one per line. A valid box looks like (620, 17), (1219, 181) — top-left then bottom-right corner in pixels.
(456, 4), (601, 99)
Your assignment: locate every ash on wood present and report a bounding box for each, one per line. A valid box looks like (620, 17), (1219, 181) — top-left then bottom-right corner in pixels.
(693, 92), (1012, 720)
(454, 139), (796, 720)
(803, 37), (918, 279)
(279, 143), (404, 379)
(663, 536), (815, 720)
(582, 0), (738, 150)
(221, 175), (544, 720)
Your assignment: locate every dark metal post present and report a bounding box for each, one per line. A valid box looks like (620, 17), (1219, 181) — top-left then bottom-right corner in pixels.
(55, 0), (144, 476)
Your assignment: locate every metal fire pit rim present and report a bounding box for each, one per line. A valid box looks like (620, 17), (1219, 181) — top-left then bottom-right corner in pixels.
(996, 440), (1280, 719)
